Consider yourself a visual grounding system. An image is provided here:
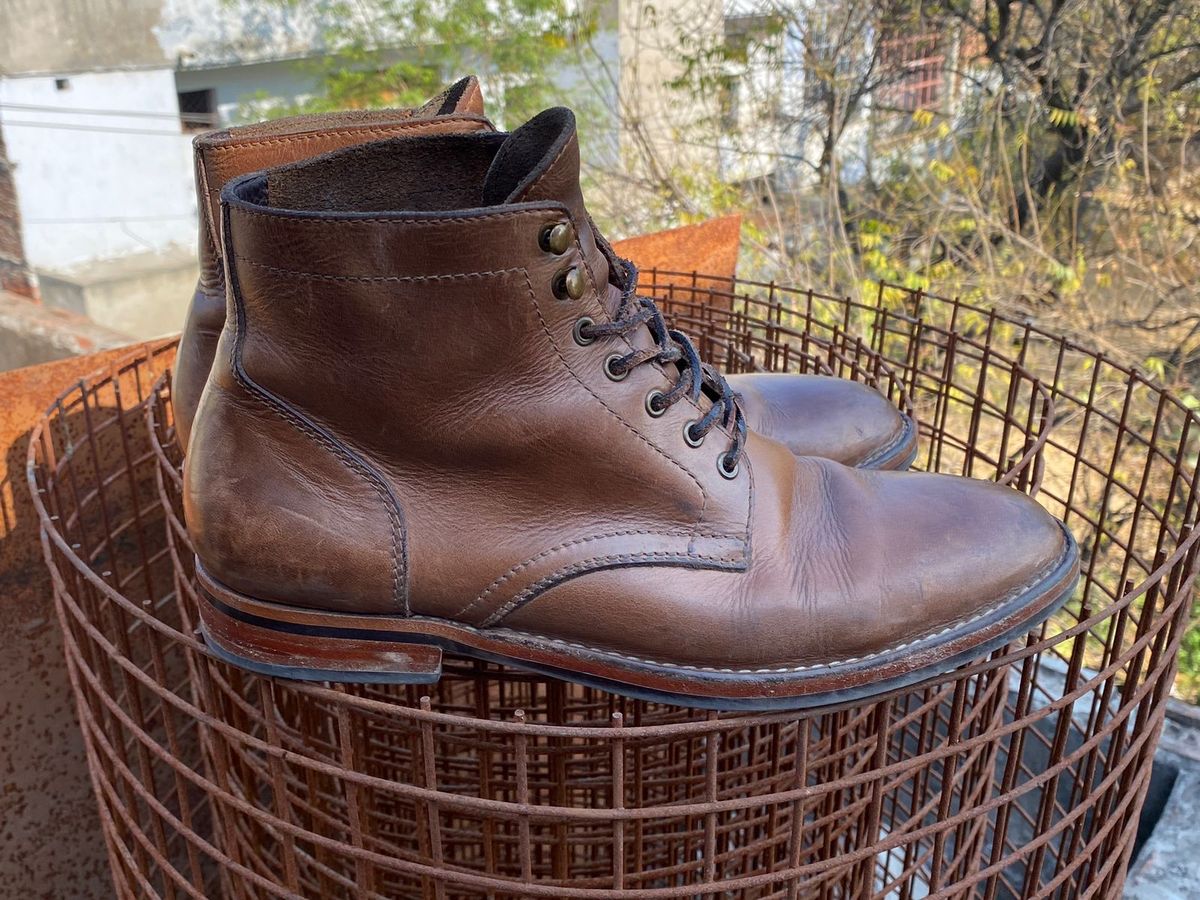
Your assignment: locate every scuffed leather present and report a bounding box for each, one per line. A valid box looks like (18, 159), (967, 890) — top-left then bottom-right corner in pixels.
(183, 110), (1073, 670)
(174, 77), (494, 452)
(184, 330), (398, 614)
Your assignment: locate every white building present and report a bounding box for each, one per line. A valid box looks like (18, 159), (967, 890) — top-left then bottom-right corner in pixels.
(0, 0), (350, 336)
(0, 0), (753, 337)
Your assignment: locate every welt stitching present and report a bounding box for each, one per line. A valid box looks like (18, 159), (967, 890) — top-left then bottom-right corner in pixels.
(233, 257), (523, 283)
(858, 414), (915, 467)
(523, 269), (711, 524)
(482, 549), (747, 627)
(478, 534), (1074, 671)
(224, 228), (409, 614)
(457, 527), (740, 619)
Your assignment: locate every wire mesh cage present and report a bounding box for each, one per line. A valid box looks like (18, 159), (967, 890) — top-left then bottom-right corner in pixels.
(28, 276), (1199, 898)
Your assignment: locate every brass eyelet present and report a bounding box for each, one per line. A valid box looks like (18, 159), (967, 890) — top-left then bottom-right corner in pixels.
(539, 221), (575, 254)
(645, 390), (668, 418)
(553, 266), (585, 300)
(683, 420), (705, 447)
(604, 354), (629, 382)
(717, 452), (740, 479)
(573, 316), (596, 347)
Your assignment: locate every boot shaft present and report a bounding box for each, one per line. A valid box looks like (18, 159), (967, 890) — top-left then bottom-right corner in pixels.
(191, 78), (488, 295)
(174, 78), (493, 450)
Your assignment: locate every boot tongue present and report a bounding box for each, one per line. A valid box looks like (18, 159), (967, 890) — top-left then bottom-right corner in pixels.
(481, 108), (612, 292)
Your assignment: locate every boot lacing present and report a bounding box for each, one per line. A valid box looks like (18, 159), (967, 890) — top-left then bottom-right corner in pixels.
(578, 257), (747, 477)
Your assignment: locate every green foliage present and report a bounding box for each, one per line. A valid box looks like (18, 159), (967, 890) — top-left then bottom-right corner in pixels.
(242, 0), (600, 128)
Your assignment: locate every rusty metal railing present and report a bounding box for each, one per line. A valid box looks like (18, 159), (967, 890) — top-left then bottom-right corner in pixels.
(28, 277), (1199, 897)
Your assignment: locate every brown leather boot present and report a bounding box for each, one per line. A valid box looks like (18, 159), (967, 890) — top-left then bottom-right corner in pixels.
(171, 82), (914, 471)
(184, 108), (1077, 709)
(172, 76), (493, 452)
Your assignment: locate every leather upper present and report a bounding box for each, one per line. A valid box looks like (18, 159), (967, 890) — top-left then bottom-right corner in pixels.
(173, 77), (494, 452)
(732, 373), (913, 468)
(183, 109), (1073, 669)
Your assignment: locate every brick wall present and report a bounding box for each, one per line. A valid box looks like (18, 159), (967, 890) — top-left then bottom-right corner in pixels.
(0, 126), (37, 299)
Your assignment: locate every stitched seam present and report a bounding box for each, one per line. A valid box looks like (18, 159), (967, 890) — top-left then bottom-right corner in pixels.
(208, 119), (483, 178)
(482, 549), (746, 628)
(858, 414), (916, 468)
(576, 233), (742, 539)
(562, 244), (717, 536)
(230, 319), (408, 615)
(223, 223), (409, 615)
(743, 441), (755, 560)
(467, 533), (1074, 670)
(458, 527), (742, 620)
(243, 123), (492, 177)
(233, 257), (524, 283)
(229, 206), (560, 227)
(195, 154), (221, 261)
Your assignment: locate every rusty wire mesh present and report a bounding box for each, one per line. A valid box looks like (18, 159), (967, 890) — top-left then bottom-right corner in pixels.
(27, 276), (1199, 898)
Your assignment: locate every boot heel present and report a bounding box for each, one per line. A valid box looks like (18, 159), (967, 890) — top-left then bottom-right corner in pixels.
(195, 563), (444, 684)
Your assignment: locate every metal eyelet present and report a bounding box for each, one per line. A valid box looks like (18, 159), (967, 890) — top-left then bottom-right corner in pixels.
(552, 266), (585, 300)
(539, 222), (575, 254)
(717, 453), (740, 480)
(572, 316), (596, 347)
(604, 354), (629, 382)
(683, 420), (705, 447)
(645, 390), (668, 418)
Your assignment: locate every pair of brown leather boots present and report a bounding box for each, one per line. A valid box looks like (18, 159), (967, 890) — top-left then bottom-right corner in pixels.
(179, 78), (1078, 709)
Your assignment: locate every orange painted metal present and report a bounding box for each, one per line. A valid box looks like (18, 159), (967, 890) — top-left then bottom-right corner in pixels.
(0, 342), (156, 899)
(613, 215), (742, 288)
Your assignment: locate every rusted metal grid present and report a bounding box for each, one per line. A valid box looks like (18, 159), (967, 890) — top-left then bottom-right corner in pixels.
(27, 276), (1199, 898)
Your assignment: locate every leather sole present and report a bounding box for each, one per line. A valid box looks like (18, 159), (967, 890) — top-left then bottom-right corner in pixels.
(195, 526), (1077, 711)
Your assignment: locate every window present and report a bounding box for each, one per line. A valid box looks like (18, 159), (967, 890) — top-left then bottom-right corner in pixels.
(722, 14), (782, 130)
(877, 33), (945, 113)
(177, 89), (217, 133)
(54, 78), (70, 91)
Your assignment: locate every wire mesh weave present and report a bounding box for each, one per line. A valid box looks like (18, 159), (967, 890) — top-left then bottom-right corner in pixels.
(28, 276), (1199, 898)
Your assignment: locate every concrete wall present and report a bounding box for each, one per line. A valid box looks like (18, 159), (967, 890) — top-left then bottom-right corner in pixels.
(0, 0), (167, 74)
(617, 0), (722, 170)
(0, 291), (127, 371)
(157, 0), (332, 70)
(37, 247), (197, 338)
(0, 68), (196, 270)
